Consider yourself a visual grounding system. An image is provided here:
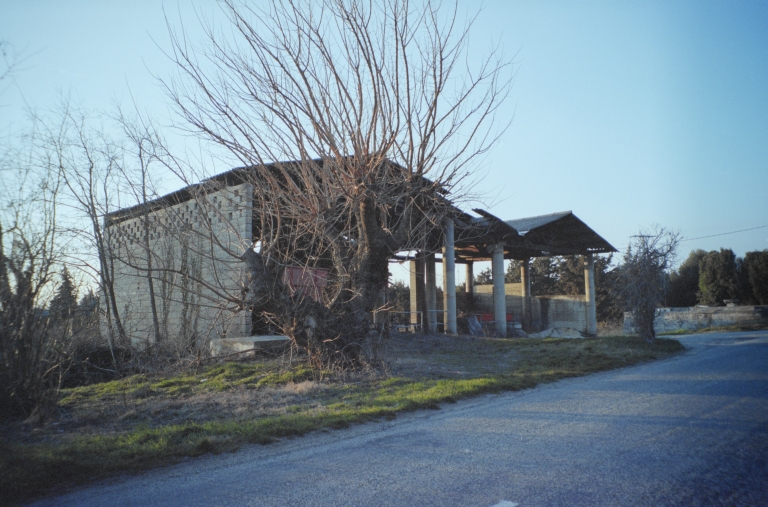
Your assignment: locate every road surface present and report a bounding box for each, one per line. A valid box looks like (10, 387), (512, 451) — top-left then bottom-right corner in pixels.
(25, 330), (768, 506)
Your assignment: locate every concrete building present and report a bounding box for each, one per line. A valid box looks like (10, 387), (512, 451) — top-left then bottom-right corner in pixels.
(400, 210), (617, 337)
(106, 173), (254, 347)
(106, 164), (616, 347)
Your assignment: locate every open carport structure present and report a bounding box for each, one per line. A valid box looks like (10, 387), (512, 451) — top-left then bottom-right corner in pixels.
(399, 210), (617, 337)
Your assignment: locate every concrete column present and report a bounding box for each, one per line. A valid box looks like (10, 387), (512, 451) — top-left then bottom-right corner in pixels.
(442, 219), (457, 334)
(584, 253), (597, 336)
(492, 243), (507, 337)
(425, 253), (437, 334)
(465, 262), (474, 293)
(409, 255), (426, 332)
(521, 258), (531, 330)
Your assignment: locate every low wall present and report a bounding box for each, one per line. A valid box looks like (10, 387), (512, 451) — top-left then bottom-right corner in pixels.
(623, 306), (768, 334)
(469, 284), (587, 333)
(540, 295), (587, 332)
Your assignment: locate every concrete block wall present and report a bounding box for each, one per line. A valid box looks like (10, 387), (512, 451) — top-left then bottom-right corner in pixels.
(107, 183), (253, 347)
(472, 284), (588, 333)
(539, 295), (587, 331)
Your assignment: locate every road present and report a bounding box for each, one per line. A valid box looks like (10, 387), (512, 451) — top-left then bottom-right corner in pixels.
(26, 331), (768, 507)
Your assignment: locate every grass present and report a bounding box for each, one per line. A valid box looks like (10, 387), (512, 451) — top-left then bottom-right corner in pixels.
(57, 362), (317, 403)
(0, 334), (684, 505)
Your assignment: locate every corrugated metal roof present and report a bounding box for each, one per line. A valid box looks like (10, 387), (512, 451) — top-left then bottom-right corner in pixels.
(505, 211), (572, 236)
(455, 209), (617, 260)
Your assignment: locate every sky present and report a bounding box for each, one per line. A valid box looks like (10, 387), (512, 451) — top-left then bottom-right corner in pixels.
(2, 0), (767, 286)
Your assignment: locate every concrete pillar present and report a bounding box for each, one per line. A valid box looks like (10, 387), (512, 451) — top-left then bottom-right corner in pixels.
(442, 219), (457, 334)
(584, 253), (597, 336)
(521, 258), (531, 330)
(465, 262), (474, 294)
(492, 243), (507, 337)
(425, 253), (437, 334)
(409, 255), (426, 332)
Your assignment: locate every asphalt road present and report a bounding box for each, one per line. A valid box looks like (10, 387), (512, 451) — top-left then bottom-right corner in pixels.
(26, 331), (768, 507)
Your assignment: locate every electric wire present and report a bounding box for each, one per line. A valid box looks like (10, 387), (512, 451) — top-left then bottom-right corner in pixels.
(680, 224), (768, 242)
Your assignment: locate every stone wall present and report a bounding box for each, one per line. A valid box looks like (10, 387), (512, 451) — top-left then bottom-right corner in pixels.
(623, 306), (768, 334)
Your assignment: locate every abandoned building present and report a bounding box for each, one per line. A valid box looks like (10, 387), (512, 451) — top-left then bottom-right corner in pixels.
(106, 170), (255, 346)
(399, 208), (617, 337)
(105, 162), (616, 347)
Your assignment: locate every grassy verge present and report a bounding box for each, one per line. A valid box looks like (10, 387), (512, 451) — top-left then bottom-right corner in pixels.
(1, 334), (683, 505)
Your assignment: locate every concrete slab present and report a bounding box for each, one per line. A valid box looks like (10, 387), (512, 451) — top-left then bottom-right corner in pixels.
(529, 327), (584, 339)
(209, 335), (290, 356)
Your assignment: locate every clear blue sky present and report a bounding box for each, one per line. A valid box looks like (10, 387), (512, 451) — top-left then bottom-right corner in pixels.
(2, 1), (767, 285)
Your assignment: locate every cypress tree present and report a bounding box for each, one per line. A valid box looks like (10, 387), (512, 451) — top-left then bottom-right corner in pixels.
(49, 268), (78, 322)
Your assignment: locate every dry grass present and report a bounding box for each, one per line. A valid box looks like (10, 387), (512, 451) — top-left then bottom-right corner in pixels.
(1, 333), (683, 505)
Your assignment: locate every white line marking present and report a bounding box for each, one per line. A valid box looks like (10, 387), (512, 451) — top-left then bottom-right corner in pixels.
(490, 501), (519, 507)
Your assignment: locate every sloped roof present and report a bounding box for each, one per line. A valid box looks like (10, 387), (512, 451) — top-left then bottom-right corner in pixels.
(505, 211), (572, 236)
(106, 157), (448, 226)
(452, 210), (616, 261)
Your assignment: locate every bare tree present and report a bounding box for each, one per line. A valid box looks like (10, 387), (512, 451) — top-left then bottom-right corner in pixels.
(153, 0), (512, 367)
(0, 133), (73, 419)
(48, 104), (203, 355)
(117, 111), (167, 344)
(619, 227), (680, 343)
(0, 40), (31, 97)
(39, 105), (130, 367)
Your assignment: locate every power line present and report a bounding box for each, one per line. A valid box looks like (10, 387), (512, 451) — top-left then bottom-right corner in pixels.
(612, 224), (768, 252)
(680, 225), (768, 242)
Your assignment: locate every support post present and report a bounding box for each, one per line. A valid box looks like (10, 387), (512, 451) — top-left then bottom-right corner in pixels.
(521, 258), (531, 331)
(465, 262), (474, 294)
(442, 219), (457, 334)
(584, 253), (597, 336)
(492, 243), (507, 337)
(425, 253), (437, 333)
(409, 255), (426, 332)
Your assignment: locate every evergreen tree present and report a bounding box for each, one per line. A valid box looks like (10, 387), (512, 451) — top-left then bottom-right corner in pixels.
(474, 267), (493, 285)
(529, 257), (559, 295)
(589, 254), (623, 324)
(554, 256), (583, 295)
(387, 281), (410, 313)
(504, 260), (522, 283)
(666, 249), (707, 307)
(741, 250), (768, 305)
(78, 288), (99, 313)
(49, 268), (78, 322)
(698, 249), (739, 305)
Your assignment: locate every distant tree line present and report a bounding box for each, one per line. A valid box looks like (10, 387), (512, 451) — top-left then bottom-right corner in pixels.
(666, 248), (768, 307)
